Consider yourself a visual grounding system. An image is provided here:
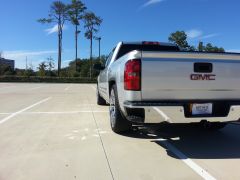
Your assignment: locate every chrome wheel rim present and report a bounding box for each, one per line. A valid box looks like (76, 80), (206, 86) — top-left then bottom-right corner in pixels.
(109, 89), (116, 127)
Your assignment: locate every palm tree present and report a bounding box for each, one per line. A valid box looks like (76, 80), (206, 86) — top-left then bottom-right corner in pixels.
(83, 12), (102, 78)
(38, 1), (69, 76)
(68, 0), (87, 72)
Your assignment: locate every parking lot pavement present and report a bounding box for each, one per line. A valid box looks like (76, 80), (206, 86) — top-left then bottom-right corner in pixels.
(0, 83), (240, 180)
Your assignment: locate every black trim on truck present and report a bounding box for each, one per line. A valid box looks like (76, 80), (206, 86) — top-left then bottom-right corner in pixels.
(125, 107), (145, 123)
(116, 44), (180, 60)
(194, 62), (213, 73)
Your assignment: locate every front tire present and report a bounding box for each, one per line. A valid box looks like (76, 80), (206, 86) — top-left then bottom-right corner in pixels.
(109, 85), (131, 133)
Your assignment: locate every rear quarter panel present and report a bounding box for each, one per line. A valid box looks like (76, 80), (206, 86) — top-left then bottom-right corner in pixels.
(108, 51), (142, 111)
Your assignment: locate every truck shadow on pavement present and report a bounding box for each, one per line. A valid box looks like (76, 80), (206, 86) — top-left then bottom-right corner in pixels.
(124, 123), (240, 159)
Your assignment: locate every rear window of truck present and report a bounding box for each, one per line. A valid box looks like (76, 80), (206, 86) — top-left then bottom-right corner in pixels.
(116, 44), (180, 60)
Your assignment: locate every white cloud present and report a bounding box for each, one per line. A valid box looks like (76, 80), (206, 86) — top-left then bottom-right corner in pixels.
(226, 49), (240, 53)
(45, 25), (58, 34)
(45, 24), (67, 35)
(141, 0), (165, 8)
(4, 50), (57, 59)
(186, 29), (203, 39)
(3, 50), (57, 69)
(201, 33), (219, 40)
(63, 59), (73, 63)
(186, 29), (220, 40)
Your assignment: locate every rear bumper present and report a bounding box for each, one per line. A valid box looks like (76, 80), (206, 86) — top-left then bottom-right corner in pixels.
(123, 100), (240, 123)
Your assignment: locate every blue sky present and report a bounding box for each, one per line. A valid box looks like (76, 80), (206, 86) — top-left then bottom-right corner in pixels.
(0, 0), (240, 69)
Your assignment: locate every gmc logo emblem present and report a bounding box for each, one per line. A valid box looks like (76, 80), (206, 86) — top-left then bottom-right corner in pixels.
(190, 74), (216, 81)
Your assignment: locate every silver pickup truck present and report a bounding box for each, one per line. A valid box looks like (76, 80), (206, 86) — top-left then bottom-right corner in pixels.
(94, 41), (240, 133)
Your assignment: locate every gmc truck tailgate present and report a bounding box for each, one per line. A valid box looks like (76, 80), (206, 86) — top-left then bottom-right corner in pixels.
(141, 52), (240, 100)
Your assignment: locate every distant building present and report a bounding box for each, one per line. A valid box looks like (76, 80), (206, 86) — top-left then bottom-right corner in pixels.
(0, 58), (15, 70)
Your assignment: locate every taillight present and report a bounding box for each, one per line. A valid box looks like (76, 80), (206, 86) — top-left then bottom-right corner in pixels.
(124, 59), (141, 91)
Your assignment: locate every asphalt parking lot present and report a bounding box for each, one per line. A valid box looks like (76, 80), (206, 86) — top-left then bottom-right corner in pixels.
(0, 83), (240, 180)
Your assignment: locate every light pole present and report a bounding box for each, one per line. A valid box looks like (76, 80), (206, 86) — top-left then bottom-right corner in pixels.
(95, 37), (101, 61)
(75, 29), (81, 72)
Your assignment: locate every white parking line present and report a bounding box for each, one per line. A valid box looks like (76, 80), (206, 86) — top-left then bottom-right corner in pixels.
(77, 104), (97, 106)
(0, 109), (107, 115)
(64, 85), (72, 91)
(153, 107), (172, 123)
(29, 86), (43, 90)
(0, 97), (51, 124)
(91, 85), (96, 91)
(158, 139), (216, 180)
(23, 111), (108, 114)
(0, 86), (16, 90)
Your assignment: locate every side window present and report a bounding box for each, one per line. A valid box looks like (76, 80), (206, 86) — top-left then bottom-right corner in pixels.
(105, 54), (112, 67)
(105, 48), (115, 67)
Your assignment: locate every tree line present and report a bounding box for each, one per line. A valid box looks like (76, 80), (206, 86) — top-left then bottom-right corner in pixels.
(168, 31), (225, 52)
(0, 55), (107, 78)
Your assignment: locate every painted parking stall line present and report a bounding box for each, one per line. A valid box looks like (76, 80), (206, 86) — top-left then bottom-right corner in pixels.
(158, 139), (216, 180)
(29, 86), (44, 90)
(0, 86), (16, 90)
(0, 110), (108, 115)
(153, 107), (172, 123)
(64, 85), (73, 91)
(0, 97), (52, 124)
(23, 110), (108, 114)
(91, 85), (96, 91)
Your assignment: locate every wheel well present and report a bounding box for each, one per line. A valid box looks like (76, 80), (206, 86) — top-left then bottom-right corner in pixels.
(109, 81), (115, 95)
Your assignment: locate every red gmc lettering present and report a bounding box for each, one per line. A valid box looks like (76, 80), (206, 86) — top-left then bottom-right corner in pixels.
(190, 74), (216, 81)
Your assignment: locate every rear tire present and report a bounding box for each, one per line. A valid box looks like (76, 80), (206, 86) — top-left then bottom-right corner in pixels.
(109, 85), (131, 133)
(97, 86), (107, 105)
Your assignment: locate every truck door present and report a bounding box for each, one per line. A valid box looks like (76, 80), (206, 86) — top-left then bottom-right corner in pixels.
(99, 49), (114, 99)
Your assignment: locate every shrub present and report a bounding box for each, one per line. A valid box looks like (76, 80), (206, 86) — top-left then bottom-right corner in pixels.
(0, 76), (97, 83)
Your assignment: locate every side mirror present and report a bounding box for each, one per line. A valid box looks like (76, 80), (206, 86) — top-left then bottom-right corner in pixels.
(93, 63), (105, 71)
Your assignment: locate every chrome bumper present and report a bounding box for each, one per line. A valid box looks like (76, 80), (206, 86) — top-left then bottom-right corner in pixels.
(123, 104), (240, 123)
